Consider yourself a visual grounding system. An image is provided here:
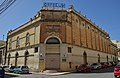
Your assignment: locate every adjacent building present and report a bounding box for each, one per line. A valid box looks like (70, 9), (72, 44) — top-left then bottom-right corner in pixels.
(112, 40), (120, 61)
(112, 40), (120, 48)
(6, 5), (117, 71)
(0, 40), (6, 65)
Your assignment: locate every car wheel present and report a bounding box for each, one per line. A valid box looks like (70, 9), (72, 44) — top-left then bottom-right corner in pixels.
(1, 76), (4, 78)
(114, 75), (118, 78)
(14, 71), (16, 73)
(76, 69), (79, 72)
(87, 69), (90, 73)
(16, 71), (19, 74)
(18, 71), (20, 74)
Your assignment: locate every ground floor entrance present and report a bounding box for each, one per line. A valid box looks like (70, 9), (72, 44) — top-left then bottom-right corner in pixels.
(45, 53), (60, 70)
(45, 37), (61, 70)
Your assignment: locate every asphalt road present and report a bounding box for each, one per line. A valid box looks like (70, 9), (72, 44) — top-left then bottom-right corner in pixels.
(5, 66), (115, 78)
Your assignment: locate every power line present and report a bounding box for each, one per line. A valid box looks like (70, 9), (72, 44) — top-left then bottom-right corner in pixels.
(0, 0), (22, 19)
(0, 0), (16, 14)
(0, 0), (16, 15)
(0, 0), (4, 3)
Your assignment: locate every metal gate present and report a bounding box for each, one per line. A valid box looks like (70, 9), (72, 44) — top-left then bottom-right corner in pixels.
(45, 45), (60, 70)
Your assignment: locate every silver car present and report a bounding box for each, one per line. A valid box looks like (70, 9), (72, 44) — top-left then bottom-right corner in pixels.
(91, 63), (102, 70)
(13, 66), (29, 74)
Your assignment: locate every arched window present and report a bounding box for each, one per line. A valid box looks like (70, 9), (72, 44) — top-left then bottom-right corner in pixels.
(106, 55), (108, 62)
(26, 33), (30, 44)
(46, 37), (60, 44)
(15, 52), (19, 66)
(16, 37), (20, 47)
(24, 51), (29, 66)
(83, 52), (87, 64)
(98, 54), (100, 63)
(8, 53), (11, 65)
(9, 39), (12, 49)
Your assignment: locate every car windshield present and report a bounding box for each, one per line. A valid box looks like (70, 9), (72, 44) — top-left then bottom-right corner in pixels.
(4, 66), (9, 68)
(0, 66), (4, 70)
(115, 65), (120, 68)
(0, 67), (3, 70)
(100, 63), (104, 65)
(22, 66), (28, 68)
(15, 66), (20, 68)
(10, 66), (16, 69)
(80, 64), (86, 67)
(92, 63), (98, 65)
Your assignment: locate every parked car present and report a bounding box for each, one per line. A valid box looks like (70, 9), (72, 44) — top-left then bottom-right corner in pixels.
(113, 61), (118, 66)
(91, 63), (102, 70)
(2, 66), (8, 69)
(13, 66), (29, 74)
(8, 66), (16, 72)
(4, 66), (16, 72)
(110, 61), (116, 66)
(114, 64), (120, 78)
(100, 62), (108, 68)
(0, 66), (5, 78)
(3, 66), (9, 72)
(76, 64), (91, 73)
(106, 62), (112, 67)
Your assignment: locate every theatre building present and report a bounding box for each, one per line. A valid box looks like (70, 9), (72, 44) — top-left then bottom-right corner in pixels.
(6, 5), (117, 71)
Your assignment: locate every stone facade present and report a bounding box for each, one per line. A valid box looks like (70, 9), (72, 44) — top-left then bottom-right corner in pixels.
(0, 40), (6, 65)
(112, 40), (120, 60)
(6, 5), (117, 72)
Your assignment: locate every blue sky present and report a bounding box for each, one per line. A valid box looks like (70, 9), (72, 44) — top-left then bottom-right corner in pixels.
(0, 0), (120, 41)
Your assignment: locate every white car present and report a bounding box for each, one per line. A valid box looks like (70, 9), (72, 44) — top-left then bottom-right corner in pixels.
(13, 66), (29, 74)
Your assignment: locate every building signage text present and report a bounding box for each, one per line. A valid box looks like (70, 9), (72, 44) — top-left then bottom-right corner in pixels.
(43, 2), (65, 9)
(46, 25), (60, 32)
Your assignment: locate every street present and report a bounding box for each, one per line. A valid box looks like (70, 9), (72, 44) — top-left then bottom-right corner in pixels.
(5, 73), (114, 78)
(5, 66), (115, 78)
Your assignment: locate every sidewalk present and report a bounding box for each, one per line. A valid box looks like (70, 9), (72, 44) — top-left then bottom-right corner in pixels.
(6, 70), (71, 76)
(5, 72), (21, 76)
(31, 70), (71, 76)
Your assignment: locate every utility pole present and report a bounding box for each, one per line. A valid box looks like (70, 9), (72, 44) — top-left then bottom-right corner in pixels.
(3, 35), (4, 41)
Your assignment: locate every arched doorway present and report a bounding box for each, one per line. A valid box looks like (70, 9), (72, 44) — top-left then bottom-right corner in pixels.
(45, 37), (61, 70)
(24, 51), (29, 66)
(15, 52), (19, 66)
(8, 53), (11, 65)
(98, 54), (100, 63)
(106, 55), (108, 62)
(83, 52), (87, 64)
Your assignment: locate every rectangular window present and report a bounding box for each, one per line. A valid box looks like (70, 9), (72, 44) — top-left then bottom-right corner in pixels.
(26, 33), (30, 44)
(68, 47), (72, 53)
(69, 62), (72, 68)
(34, 47), (38, 53)
(16, 37), (20, 48)
(62, 59), (66, 62)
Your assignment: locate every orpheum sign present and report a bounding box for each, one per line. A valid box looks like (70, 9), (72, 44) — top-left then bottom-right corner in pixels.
(43, 2), (65, 9)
